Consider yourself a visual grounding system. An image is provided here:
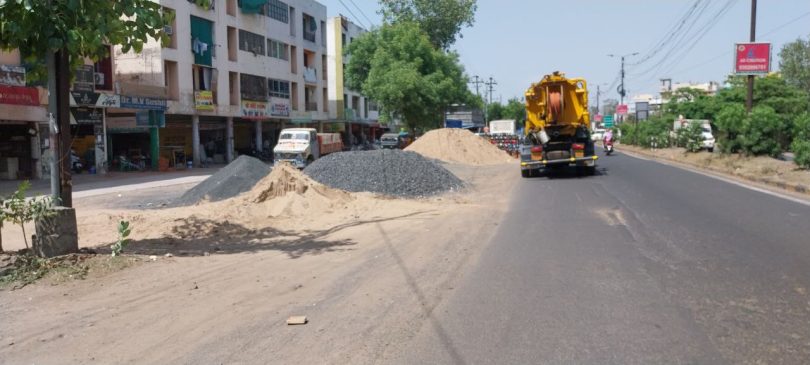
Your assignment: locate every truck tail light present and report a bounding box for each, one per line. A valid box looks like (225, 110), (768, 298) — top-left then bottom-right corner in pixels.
(531, 146), (543, 153)
(572, 143), (585, 150)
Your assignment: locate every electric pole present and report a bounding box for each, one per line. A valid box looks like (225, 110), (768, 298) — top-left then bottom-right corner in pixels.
(746, 0), (757, 112)
(469, 75), (484, 97)
(485, 77), (497, 122)
(596, 85), (601, 115)
(608, 52), (638, 123)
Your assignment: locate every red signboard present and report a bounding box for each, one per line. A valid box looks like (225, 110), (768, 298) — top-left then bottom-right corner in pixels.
(0, 84), (39, 106)
(594, 114), (603, 122)
(616, 104), (628, 115)
(735, 42), (771, 74)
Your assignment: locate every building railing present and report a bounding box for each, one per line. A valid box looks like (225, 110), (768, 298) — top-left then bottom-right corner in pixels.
(305, 102), (318, 111)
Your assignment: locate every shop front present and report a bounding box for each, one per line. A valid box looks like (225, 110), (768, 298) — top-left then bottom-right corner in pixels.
(0, 84), (45, 180)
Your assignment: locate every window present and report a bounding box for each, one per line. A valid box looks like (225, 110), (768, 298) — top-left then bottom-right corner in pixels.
(302, 13), (316, 43)
(268, 79), (290, 99)
(267, 0), (289, 23)
(191, 16), (214, 66)
(94, 45), (113, 90)
(267, 39), (289, 60)
(240, 73), (267, 101)
(239, 29), (265, 55)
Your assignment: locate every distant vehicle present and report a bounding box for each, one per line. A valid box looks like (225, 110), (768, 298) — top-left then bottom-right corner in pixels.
(273, 128), (343, 168)
(381, 133), (401, 149)
(489, 120), (517, 135)
(521, 71), (597, 177)
(673, 117), (715, 152)
(591, 128), (606, 142)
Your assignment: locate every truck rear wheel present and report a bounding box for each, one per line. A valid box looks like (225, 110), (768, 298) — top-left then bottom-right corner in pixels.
(306, 155), (315, 167)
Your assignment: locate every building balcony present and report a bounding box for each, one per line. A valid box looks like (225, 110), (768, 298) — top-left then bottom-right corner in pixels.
(305, 102), (318, 112)
(303, 67), (318, 84)
(344, 108), (360, 121)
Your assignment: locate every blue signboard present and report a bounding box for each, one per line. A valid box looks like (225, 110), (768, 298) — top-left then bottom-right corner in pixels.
(120, 95), (167, 110)
(445, 119), (463, 128)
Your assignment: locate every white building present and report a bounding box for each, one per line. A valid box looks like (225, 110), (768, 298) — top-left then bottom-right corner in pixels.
(326, 16), (381, 144)
(114, 0), (329, 167)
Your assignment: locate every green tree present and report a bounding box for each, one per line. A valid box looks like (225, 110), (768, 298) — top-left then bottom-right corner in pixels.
(379, 0), (477, 50)
(791, 112), (810, 168)
(779, 35), (810, 94)
(666, 88), (719, 121)
(0, 0), (168, 78)
(715, 103), (747, 153)
(503, 98), (527, 125)
(345, 22), (473, 132)
(486, 102), (504, 121)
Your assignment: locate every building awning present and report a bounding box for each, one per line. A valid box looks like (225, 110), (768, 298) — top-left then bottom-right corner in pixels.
(240, 0), (267, 14)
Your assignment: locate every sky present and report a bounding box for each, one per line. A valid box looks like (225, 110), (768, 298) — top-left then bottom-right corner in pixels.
(318, 0), (810, 106)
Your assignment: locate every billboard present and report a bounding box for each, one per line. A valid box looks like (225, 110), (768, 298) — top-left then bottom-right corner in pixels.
(735, 43), (771, 75)
(616, 104), (628, 116)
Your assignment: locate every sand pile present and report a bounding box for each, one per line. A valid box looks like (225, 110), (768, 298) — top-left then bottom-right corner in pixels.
(238, 163), (354, 218)
(405, 128), (514, 165)
(174, 155), (271, 206)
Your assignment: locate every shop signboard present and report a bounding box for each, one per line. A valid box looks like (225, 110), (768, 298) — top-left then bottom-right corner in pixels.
(74, 65), (95, 92)
(194, 91), (215, 111)
(735, 42), (771, 75)
(96, 93), (120, 108)
(241, 100), (269, 119)
(136, 110), (165, 127)
(119, 95), (168, 110)
(71, 91), (100, 106)
(0, 84), (39, 106)
(269, 97), (290, 117)
(71, 108), (103, 124)
(616, 104), (628, 115)
(0, 65), (26, 87)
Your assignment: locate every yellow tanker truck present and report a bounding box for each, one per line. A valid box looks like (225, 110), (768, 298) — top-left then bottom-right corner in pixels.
(521, 71), (597, 177)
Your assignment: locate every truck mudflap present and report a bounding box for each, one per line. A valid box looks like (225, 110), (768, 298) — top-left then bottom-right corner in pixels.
(520, 155), (598, 169)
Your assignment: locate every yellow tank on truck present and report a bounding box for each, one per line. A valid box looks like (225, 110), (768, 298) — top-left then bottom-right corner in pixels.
(520, 71), (596, 178)
(524, 71), (590, 140)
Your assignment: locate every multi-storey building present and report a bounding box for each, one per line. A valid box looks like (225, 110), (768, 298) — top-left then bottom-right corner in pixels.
(326, 16), (380, 145)
(114, 0), (329, 168)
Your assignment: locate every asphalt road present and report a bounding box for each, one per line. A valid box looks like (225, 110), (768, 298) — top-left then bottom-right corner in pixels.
(392, 150), (810, 364)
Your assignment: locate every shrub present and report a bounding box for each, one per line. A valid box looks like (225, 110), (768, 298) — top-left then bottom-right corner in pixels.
(739, 106), (785, 157)
(677, 122), (705, 153)
(792, 139), (810, 169)
(715, 104), (747, 153)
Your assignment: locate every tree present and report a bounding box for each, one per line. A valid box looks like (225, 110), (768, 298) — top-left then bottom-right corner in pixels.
(345, 22), (474, 132)
(0, 0), (168, 79)
(779, 35), (810, 94)
(486, 102), (504, 121)
(503, 98), (527, 125)
(379, 0), (477, 50)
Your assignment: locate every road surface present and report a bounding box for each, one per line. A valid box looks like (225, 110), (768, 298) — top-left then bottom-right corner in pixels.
(392, 150), (810, 364)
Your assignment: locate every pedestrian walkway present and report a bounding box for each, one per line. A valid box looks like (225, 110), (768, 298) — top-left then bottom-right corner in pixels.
(0, 165), (224, 198)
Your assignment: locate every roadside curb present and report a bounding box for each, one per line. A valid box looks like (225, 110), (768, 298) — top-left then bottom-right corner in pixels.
(619, 146), (810, 196)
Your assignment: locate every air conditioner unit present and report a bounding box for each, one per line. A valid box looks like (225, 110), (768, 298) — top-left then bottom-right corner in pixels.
(164, 25), (173, 35)
(94, 72), (105, 86)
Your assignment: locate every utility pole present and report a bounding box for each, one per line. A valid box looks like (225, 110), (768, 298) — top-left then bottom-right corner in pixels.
(485, 77), (497, 122)
(469, 75), (484, 97)
(746, 0), (757, 112)
(596, 85), (601, 115)
(608, 52), (638, 123)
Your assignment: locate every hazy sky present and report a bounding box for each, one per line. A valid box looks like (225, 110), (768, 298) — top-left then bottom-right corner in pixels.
(318, 0), (810, 104)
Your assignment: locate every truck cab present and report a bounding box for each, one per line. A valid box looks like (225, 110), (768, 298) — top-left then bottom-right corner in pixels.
(273, 128), (319, 168)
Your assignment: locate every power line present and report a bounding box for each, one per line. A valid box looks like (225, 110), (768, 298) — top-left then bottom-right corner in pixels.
(664, 9), (810, 77)
(346, 0), (375, 27)
(629, 0), (704, 66)
(337, 0), (368, 29)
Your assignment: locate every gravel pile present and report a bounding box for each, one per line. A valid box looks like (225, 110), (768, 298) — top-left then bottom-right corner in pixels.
(303, 150), (464, 198)
(174, 155), (271, 205)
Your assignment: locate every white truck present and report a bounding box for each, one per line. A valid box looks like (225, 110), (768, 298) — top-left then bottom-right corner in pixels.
(488, 119), (517, 135)
(273, 128), (343, 168)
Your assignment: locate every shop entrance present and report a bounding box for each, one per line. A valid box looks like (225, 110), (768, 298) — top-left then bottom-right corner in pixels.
(0, 124), (34, 180)
(109, 132), (151, 171)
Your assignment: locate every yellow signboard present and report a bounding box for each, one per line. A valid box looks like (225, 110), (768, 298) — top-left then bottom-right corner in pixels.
(194, 91), (214, 111)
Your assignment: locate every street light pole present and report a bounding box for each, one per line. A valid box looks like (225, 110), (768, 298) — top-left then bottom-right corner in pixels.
(746, 0), (757, 112)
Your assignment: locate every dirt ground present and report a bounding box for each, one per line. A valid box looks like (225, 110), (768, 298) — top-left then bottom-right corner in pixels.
(619, 145), (810, 192)
(0, 162), (518, 364)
